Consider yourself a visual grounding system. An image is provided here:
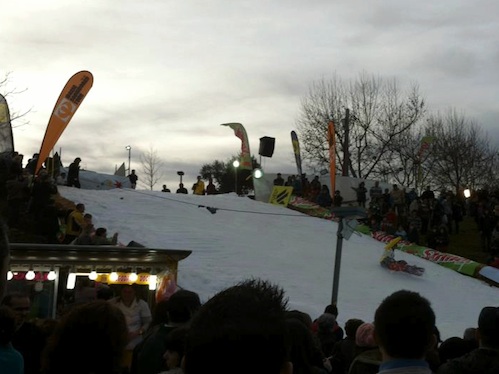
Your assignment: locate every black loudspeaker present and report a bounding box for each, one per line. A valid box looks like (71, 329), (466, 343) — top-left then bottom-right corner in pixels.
(259, 136), (275, 157)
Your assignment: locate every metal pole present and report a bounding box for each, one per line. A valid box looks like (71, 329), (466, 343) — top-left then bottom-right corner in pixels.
(235, 167), (238, 194)
(331, 218), (344, 305)
(128, 149), (131, 175)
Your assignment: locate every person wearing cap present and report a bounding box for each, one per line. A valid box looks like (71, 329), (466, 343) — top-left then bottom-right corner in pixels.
(437, 306), (499, 373)
(67, 157), (81, 188)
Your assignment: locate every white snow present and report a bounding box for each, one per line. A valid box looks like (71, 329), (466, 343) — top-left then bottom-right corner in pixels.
(58, 186), (499, 341)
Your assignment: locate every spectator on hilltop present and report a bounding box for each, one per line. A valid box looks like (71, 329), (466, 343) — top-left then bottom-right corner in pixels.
(374, 290), (435, 374)
(205, 177), (217, 195)
(25, 153), (39, 175)
(438, 306), (499, 373)
(273, 173), (285, 186)
(316, 184), (332, 208)
(63, 203), (86, 244)
(191, 176), (205, 195)
(92, 227), (118, 245)
(176, 183), (188, 194)
(73, 222), (95, 245)
(352, 181), (368, 208)
(183, 279), (292, 374)
(161, 184), (171, 193)
(390, 184), (406, 219)
(333, 190), (343, 207)
(370, 181), (383, 205)
(128, 169), (138, 189)
(66, 157), (81, 188)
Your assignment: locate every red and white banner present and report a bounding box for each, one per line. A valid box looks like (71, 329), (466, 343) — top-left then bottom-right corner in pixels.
(221, 122), (252, 170)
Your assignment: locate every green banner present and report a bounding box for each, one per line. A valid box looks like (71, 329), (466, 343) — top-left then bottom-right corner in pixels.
(399, 243), (482, 276)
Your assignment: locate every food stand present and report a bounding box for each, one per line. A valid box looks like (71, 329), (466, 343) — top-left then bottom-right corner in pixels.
(6, 243), (192, 318)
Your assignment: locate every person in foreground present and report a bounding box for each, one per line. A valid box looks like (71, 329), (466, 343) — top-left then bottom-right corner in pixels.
(437, 306), (499, 373)
(374, 290), (435, 374)
(41, 300), (128, 374)
(183, 278), (292, 374)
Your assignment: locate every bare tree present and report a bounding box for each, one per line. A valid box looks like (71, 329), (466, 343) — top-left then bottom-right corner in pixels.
(140, 147), (164, 190)
(425, 110), (498, 194)
(296, 72), (426, 180)
(0, 72), (31, 128)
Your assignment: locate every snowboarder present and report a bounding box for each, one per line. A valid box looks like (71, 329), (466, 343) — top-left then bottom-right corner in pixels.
(380, 237), (424, 276)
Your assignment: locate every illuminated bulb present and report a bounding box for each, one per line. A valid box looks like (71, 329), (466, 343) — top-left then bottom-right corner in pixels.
(7, 271), (13, 281)
(66, 273), (76, 290)
(109, 271), (119, 282)
(253, 169), (263, 179)
(129, 271), (138, 283)
(47, 270), (57, 281)
(148, 275), (157, 291)
(25, 269), (35, 281)
(88, 270), (98, 281)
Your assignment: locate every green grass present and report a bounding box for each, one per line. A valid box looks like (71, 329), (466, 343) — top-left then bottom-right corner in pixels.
(445, 216), (489, 264)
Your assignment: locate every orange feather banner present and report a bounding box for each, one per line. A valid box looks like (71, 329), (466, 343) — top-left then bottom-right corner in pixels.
(35, 71), (93, 174)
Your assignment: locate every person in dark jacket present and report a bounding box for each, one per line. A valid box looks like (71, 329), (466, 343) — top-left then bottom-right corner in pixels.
(329, 318), (365, 374)
(316, 185), (332, 208)
(66, 157), (81, 188)
(437, 306), (499, 374)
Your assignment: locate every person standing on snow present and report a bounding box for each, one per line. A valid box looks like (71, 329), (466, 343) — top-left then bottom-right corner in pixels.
(67, 157), (81, 188)
(192, 176), (205, 195)
(128, 170), (138, 189)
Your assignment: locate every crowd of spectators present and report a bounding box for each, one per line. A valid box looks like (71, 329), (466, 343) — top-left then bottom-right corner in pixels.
(1, 279), (498, 374)
(274, 172), (499, 261)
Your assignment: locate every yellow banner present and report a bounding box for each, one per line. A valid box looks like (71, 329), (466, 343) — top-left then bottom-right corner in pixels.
(95, 272), (151, 285)
(269, 186), (293, 206)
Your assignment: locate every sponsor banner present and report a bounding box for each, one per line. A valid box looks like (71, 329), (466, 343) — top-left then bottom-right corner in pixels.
(290, 130), (303, 176)
(36, 71), (94, 174)
(371, 231), (482, 276)
(221, 122), (252, 170)
(269, 186), (293, 207)
(288, 196), (335, 220)
(95, 272), (151, 285)
(0, 94), (14, 154)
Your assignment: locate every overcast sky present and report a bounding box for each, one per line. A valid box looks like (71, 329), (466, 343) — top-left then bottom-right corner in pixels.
(3, 0), (498, 189)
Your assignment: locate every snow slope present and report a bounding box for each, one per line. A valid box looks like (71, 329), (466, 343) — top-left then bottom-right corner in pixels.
(58, 186), (499, 341)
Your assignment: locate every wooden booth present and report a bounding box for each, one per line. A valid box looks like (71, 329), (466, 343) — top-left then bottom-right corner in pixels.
(6, 243), (192, 319)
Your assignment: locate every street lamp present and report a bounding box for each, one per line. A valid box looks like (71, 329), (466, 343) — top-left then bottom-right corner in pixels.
(329, 206), (367, 305)
(125, 145), (131, 175)
(233, 160), (240, 194)
(177, 171), (184, 185)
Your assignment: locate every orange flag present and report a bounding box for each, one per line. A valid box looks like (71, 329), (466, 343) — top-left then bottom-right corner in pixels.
(328, 121), (336, 197)
(35, 71), (94, 174)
